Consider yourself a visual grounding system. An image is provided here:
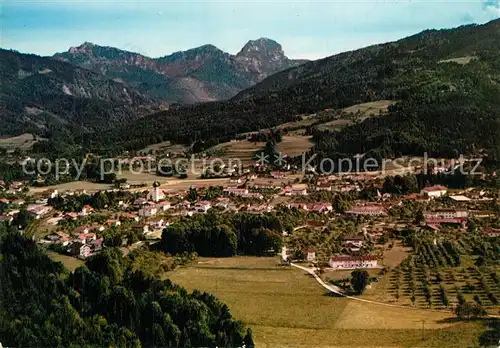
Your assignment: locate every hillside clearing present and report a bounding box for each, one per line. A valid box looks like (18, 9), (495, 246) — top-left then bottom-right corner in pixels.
(0, 133), (42, 150)
(439, 56), (477, 65)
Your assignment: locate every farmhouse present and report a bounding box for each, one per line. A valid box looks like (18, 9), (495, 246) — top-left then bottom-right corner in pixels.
(105, 219), (121, 227)
(310, 203), (333, 213)
(195, 201), (212, 213)
(271, 171), (286, 179)
(176, 200), (191, 209)
(90, 238), (104, 252)
(286, 202), (309, 211)
(133, 224), (149, 234)
(133, 198), (148, 207)
(76, 232), (97, 244)
(26, 204), (53, 219)
(346, 205), (387, 216)
(71, 242), (92, 258)
(156, 201), (171, 211)
(336, 184), (361, 192)
(425, 217), (467, 227)
(343, 235), (366, 249)
(79, 205), (93, 216)
(302, 248), (316, 262)
(241, 192), (264, 200)
(139, 205), (157, 217)
(283, 184), (308, 196)
(328, 255), (378, 269)
(149, 218), (168, 229)
(120, 212), (139, 222)
(0, 215), (13, 224)
(421, 185), (447, 198)
(315, 182), (332, 191)
(229, 177), (244, 184)
(424, 209), (468, 220)
(12, 199), (25, 206)
(481, 227), (500, 238)
(223, 188), (249, 196)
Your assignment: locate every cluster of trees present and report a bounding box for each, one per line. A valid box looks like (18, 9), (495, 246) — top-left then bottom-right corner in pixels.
(0, 228), (253, 347)
(161, 212), (283, 257)
(350, 270), (371, 294)
(454, 294), (488, 320)
(0, 161), (30, 183)
(48, 190), (134, 212)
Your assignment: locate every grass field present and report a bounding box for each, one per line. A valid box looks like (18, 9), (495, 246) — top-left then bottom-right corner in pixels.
(0, 133), (42, 150)
(28, 181), (111, 195)
(317, 101), (394, 132)
(168, 256), (487, 347)
(139, 140), (187, 155)
(342, 100), (394, 117)
(46, 250), (84, 272)
(277, 136), (314, 157)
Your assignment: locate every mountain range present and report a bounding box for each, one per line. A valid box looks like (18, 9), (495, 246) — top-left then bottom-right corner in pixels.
(1, 19), (500, 162)
(0, 48), (164, 137)
(53, 38), (307, 104)
(88, 19), (500, 160)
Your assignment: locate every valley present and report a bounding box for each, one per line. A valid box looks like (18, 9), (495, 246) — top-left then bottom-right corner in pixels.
(1, 11), (500, 348)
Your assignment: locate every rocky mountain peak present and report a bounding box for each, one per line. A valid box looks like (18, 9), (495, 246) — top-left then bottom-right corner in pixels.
(68, 42), (95, 54)
(236, 37), (286, 60)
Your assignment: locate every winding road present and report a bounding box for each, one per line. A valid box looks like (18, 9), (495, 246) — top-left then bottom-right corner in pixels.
(290, 262), (500, 319)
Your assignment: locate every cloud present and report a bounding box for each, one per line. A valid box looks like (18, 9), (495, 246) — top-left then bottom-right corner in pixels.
(483, 0), (500, 16)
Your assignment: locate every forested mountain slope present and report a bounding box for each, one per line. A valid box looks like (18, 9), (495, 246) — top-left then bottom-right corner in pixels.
(86, 19), (500, 161)
(0, 229), (251, 347)
(0, 49), (163, 137)
(53, 38), (306, 104)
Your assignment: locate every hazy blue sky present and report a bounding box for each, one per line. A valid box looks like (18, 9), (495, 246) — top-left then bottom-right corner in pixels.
(2, 0), (500, 59)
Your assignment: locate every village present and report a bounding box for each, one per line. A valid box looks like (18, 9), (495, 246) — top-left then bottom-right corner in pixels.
(1, 164), (498, 265)
(1, 152), (500, 347)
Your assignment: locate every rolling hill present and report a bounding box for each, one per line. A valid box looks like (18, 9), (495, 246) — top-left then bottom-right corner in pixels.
(0, 49), (164, 139)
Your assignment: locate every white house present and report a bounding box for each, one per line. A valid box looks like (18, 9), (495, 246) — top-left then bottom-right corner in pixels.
(195, 201), (212, 213)
(223, 188), (249, 196)
(315, 183), (332, 191)
(421, 185), (447, 198)
(139, 205), (157, 217)
(105, 219), (122, 227)
(310, 203), (333, 214)
(26, 204), (53, 219)
(149, 218), (168, 230)
(156, 201), (171, 211)
(328, 255), (378, 269)
(343, 235), (366, 252)
(346, 205), (387, 216)
(79, 205), (93, 216)
(302, 248), (316, 262)
(71, 242), (92, 258)
(424, 209), (468, 220)
(283, 184), (308, 196)
(133, 224), (149, 234)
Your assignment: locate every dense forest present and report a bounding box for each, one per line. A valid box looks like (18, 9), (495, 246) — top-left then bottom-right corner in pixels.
(0, 48), (161, 137)
(73, 19), (500, 158)
(3, 20), (500, 166)
(311, 54), (500, 161)
(0, 226), (252, 347)
(161, 211), (284, 257)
